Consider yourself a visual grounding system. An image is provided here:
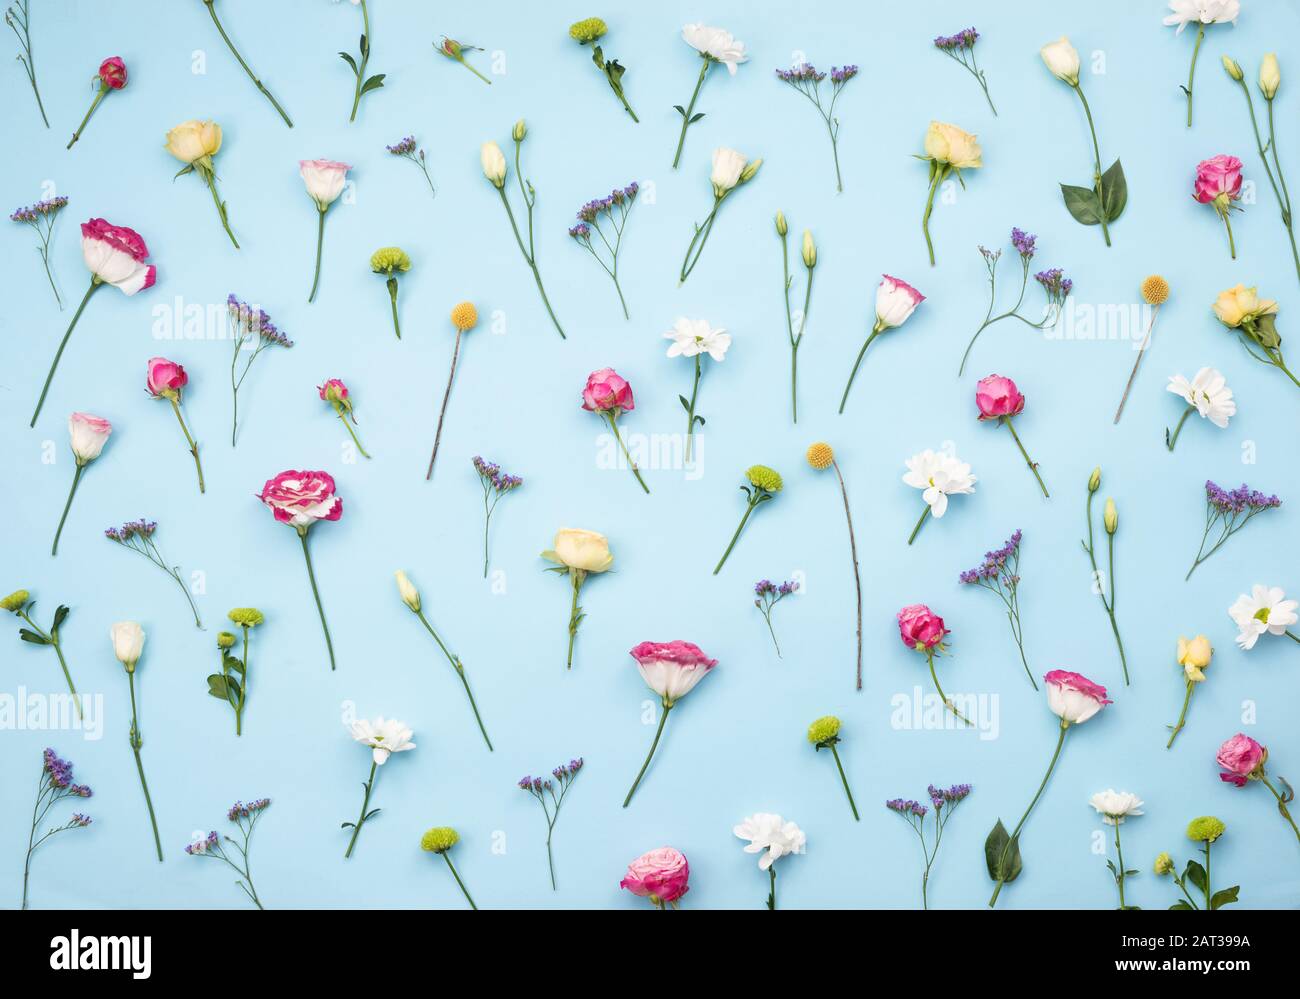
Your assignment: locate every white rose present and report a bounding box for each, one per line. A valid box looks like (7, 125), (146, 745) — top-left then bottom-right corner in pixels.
(1040, 36), (1081, 85)
(68, 412), (112, 464)
(110, 621), (145, 667)
(710, 147), (747, 194)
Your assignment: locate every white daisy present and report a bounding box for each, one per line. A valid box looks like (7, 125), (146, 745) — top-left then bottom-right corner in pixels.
(1167, 367), (1236, 428)
(902, 449), (977, 518)
(1088, 789), (1145, 826)
(349, 716), (416, 764)
(664, 317), (731, 361)
(1228, 585), (1300, 650)
(1162, 0), (1240, 33)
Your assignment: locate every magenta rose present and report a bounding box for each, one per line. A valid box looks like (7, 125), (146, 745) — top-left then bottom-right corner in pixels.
(98, 56), (127, 90)
(146, 356), (187, 398)
(620, 847), (690, 905)
(1194, 154), (1244, 205)
(258, 470), (343, 530)
(581, 367), (634, 414)
(1216, 732), (1266, 786)
(897, 604), (946, 650)
(318, 378), (349, 404)
(975, 374), (1025, 420)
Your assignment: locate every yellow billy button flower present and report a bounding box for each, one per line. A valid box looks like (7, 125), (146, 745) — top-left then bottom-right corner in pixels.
(806, 441), (834, 470)
(806, 442), (864, 688)
(1142, 274), (1170, 306)
(371, 247), (411, 339)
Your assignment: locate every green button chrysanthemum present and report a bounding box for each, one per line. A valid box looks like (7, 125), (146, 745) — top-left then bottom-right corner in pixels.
(228, 608), (265, 628)
(807, 715), (841, 745)
(370, 247), (411, 274)
(0, 589), (30, 612)
(1153, 851), (1175, 875)
(420, 826), (460, 854)
(1186, 815), (1226, 843)
(568, 17), (607, 43)
(216, 631), (237, 649)
(746, 465), (783, 492)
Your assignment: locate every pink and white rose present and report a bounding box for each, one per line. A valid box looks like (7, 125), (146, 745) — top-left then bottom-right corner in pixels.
(1044, 669), (1112, 725)
(975, 374), (1025, 420)
(80, 218), (156, 295)
(1217, 732), (1266, 786)
(68, 412), (112, 463)
(630, 640), (717, 703)
(146, 357), (187, 399)
(620, 847), (690, 905)
(258, 470), (343, 530)
(299, 159), (351, 209)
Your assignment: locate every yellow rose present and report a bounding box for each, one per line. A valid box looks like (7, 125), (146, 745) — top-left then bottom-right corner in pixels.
(165, 119), (222, 165)
(1212, 284), (1279, 327)
(1177, 635), (1213, 680)
(543, 528), (613, 573)
(924, 121), (982, 170)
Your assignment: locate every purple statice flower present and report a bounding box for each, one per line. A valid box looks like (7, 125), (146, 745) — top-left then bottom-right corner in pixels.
(962, 231), (1068, 375)
(928, 782), (973, 809)
(568, 184), (640, 318)
(386, 135), (417, 156)
(830, 65), (858, 85)
(960, 530), (1033, 686)
(934, 27), (995, 114)
(754, 579), (799, 658)
(1188, 482), (1282, 580)
(104, 518), (201, 629)
(934, 28), (980, 50)
(1010, 227), (1036, 258)
(70, 813), (92, 827)
(775, 59), (857, 192)
(1033, 267), (1074, 310)
(25, 748), (94, 908)
(568, 222), (590, 239)
(518, 759), (583, 888)
(11, 195), (69, 307)
(887, 783), (973, 907)
(185, 830), (220, 856)
(229, 293), (292, 447)
(774, 62), (827, 83)
(188, 800), (270, 907)
(473, 456), (524, 577)
(386, 135), (436, 197)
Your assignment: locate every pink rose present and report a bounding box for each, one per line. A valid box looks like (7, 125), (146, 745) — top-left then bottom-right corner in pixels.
(620, 847), (690, 905)
(80, 218), (156, 295)
(1216, 732), (1266, 786)
(1194, 154), (1244, 205)
(68, 411), (112, 463)
(975, 374), (1025, 420)
(897, 604), (946, 651)
(1043, 669), (1112, 725)
(630, 640), (717, 703)
(98, 56), (127, 90)
(258, 470), (343, 530)
(318, 378), (349, 404)
(582, 367), (634, 414)
(146, 357), (188, 399)
(300, 159), (351, 209)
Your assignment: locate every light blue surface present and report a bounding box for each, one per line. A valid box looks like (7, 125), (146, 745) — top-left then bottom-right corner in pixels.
(1, 0), (1298, 910)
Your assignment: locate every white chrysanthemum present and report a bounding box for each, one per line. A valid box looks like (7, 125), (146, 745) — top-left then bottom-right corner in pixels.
(349, 716), (415, 765)
(681, 24), (747, 75)
(1228, 585), (1299, 650)
(1089, 789), (1145, 825)
(902, 449), (977, 518)
(664, 318), (731, 361)
(1163, 0), (1240, 33)
(1168, 367), (1236, 428)
(733, 813), (805, 870)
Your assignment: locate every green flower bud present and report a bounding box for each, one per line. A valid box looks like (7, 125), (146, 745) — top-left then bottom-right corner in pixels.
(568, 17), (606, 44)
(0, 589), (30, 612)
(512, 119), (527, 142)
(1104, 498), (1118, 535)
(1186, 815), (1226, 843)
(806, 715), (841, 746)
(420, 826), (460, 854)
(739, 157), (763, 183)
(216, 632), (236, 650)
(774, 210), (788, 236)
(1088, 466), (1101, 493)
(801, 230), (817, 269)
(228, 608), (264, 628)
(1154, 851), (1175, 875)
(1222, 55), (1244, 81)
(745, 464), (783, 493)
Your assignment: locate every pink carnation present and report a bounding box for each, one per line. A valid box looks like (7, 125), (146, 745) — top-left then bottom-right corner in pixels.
(630, 640), (717, 703)
(1216, 732), (1266, 786)
(80, 218), (156, 295)
(620, 847), (690, 905)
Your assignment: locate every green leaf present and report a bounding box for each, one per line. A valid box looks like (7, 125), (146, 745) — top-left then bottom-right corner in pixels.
(359, 33), (369, 58)
(1254, 313), (1281, 349)
(223, 654), (245, 676)
(341, 821), (355, 829)
(693, 414), (706, 427)
(338, 51), (358, 75)
(18, 629), (50, 646)
(591, 46), (605, 71)
(1100, 158), (1127, 222)
(1169, 900), (1194, 910)
(673, 104), (687, 118)
(52, 605), (70, 631)
(679, 394), (692, 413)
(1210, 885), (1240, 910)
(360, 73), (386, 96)
(1061, 184), (1104, 226)
(984, 819), (1022, 883)
(206, 674), (240, 704)
(688, 112), (705, 124)
(363, 808), (381, 821)
(1184, 859), (1207, 892)
(606, 59), (625, 86)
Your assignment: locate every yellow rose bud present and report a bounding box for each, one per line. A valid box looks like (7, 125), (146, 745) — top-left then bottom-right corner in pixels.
(1222, 55), (1244, 81)
(801, 230), (816, 268)
(1088, 466), (1101, 493)
(775, 211), (788, 236)
(924, 121), (982, 170)
(512, 119), (527, 142)
(543, 528), (613, 573)
(1177, 635), (1213, 673)
(739, 157), (763, 183)
(164, 119), (223, 165)
(1103, 498), (1118, 534)
(1260, 53), (1280, 99)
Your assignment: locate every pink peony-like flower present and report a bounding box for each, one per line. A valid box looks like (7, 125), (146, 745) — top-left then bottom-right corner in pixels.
(1043, 669), (1112, 725)
(80, 218), (156, 295)
(146, 357), (187, 399)
(68, 411), (112, 463)
(258, 470), (343, 530)
(582, 367), (635, 414)
(630, 640), (717, 703)
(1216, 732), (1266, 786)
(975, 374), (1025, 420)
(620, 847), (690, 905)
(98, 56), (127, 90)
(897, 604), (947, 651)
(1194, 154), (1244, 205)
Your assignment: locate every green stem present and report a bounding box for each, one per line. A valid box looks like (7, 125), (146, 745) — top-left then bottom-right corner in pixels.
(1167, 680), (1194, 749)
(426, 329), (463, 479)
(201, 166), (239, 249)
(1074, 84), (1112, 246)
(236, 625), (249, 736)
(672, 57), (710, 168)
(829, 744), (859, 820)
(927, 650), (972, 726)
(298, 529), (336, 671)
(1263, 97), (1300, 285)
(1185, 24), (1204, 128)
(989, 722), (1068, 906)
(496, 188), (565, 338)
(456, 55), (491, 85)
(1107, 533), (1129, 685)
(203, 0), (293, 126)
(337, 411), (371, 459)
(831, 460), (864, 690)
(565, 571), (584, 669)
(66, 84), (107, 149)
(684, 355), (701, 461)
(1203, 842), (1212, 909)
(839, 324), (883, 414)
(31, 279), (99, 427)
(608, 414), (650, 494)
(713, 498), (756, 574)
(169, 397), (206, 492)
(1262, 776), (1300, 844)
(921, 170), (940, 265)
(767, 866), (777, 910)
(51, 464), (84, 557)
(308, 208), (326, 302)
(623, 701), (672, 807)
(1004, 418), (1049, 498)
(907, 505), (930, 546)
(415, 610), (492, 751)
(679, 197), (722, 284)
(128, 671), (163, 862)
(348, 0), (370, 123)
(1286, 630), (1300, 645)
(1114, 823), (1128, 908)
(1166, 406), (1193, 451)
(1114, 305), (1161, 423)
(386, 278), (401, 338)
(344, 761), (376, 858)
(761, 610), (781, 657)
(1222, 210), (1236, 259)
(443, 853), (477, 909)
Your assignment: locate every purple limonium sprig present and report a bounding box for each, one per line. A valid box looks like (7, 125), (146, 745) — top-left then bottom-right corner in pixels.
(11, 195), (68, 307)
(753, 578), (798, 658)
(934, 27), (996, 116)
(23, 748), (93, 910)
(960, 229), (1071, 375)
(568, 182), (638, 319)
(518, 758), (583, 891)
(472, 456), (523, 578)
(385, 135), (435, 199)
(773, 62), (858, 192)
(1187, 481), (1282, 581)
(105, 519), (202, 629)
(960, 530), (1033, 688)
(227, 294), (292, 447)
(5, 1), (48, 127)
(186, 797), (270, 909)
(886, 782), (973, 909)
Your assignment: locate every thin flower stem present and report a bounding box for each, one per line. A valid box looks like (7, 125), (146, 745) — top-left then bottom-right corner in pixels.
(1114, 823), (1129, 908)
(386, 279), (401, 338)
(51, 464), (84, 557)
(829, 744), (859, 820)
(496, 188), (565, 337)
(425, 329), (463, 480)
(348, 0), (370, 123)
(201, 167), (239, 249)
(679, 198), (722, 284)
(31, 279), (99, 427)
(1185, 24), (1204, 128)
(236, 625), (249, 734)
(1222, 210), (1237, 259)
(337, 412), (371, 459)
(1114, 304), (1161, 423)
(1166, 406), (1194, 451)
(298, 530), (336, 671)
(608, 414), (650, 493)
(989, 723), (1068, 906)
(17, 613), (81, 716)
(907, 505), (930, 545)
(8, 1), (49, 127)
(683, 355), (701, 461)
(921, 171), (940, 265)
(1168, 680), (1195, 749)
(344, 761), (376, 858)
(415, 609), (492, 751)
(1073, 83), (1112, 247)
(1106, 533), (1129, 686)
(926, 650), (972, 726)
(713, 499), (756, 574)
(1261, 775), (1300, 844)
(203, 0), (293, 126)
(1004, 418), (1049, 498)
(767, 866), (778, 910)
(1285, 630), (1300, 645)
(624, 702), (672, 807)
(67, 85), (107, 150)
(761, 609), (782, 657)
(455, 55), (491, 85)
(1264, 97), (1300, 285)
(443, 853), (477, 909)
(839, 325), (883, 413)
(565, 571), (584, 669)
(831, 460), (863, 689)
(672, 57), (710, 168)
(127, 671), (164, 862)
(959, 258), (1031, 376)
(308, 209), (326, 302)
(169, 398), (206, 493)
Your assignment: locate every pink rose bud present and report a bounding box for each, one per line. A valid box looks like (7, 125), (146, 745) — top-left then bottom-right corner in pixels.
(318, 378), (350, 406)
(146, 356), (187, 399)
(1043, 669), (1112, 725)
(98, 56), (127, 90)
(581, 367), (635, 415)
(258, 469), (343, 530)
(975, 374), (1025, 420)
(620, 847), (691, 905)
(897, 603), (947, 651)
(1194, 154), (1244, 205)
(1216, 732), (1266, 786)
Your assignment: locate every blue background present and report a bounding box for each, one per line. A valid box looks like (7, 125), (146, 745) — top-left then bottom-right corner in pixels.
(2, 0), (1298, 910)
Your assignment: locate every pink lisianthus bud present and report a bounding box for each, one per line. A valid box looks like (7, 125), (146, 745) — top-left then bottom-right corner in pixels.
(1216, 732), (1267, 786)
(620, 847), (690, 906)
(97, 57), (127, 90)
(1194, 154), (1244, 207)
(146, 357), (187, 399)
(975, 374), (1025, 420)
(581, 367), (635, 415)
(897, 603), (947, 651)
(1043, 669), (1112, 725)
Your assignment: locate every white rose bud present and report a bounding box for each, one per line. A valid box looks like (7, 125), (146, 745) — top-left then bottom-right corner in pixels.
(480, 141), (507, 188)
(110, 621), (145, 669)
(395, 570), (421, 613)
(801, 230), (816, 268)
(1040, 36), (1081, 86)
(1260, 53), (1281, 99)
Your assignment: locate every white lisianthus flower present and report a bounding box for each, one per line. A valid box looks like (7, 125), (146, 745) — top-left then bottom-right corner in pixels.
(1163, 0), (1240, 33)
(110, 621), (145, 667)
(1040, 36), (1081, 85)
(710, 147), (747, 194)
(480, 141), (506, 188)
(1260, 53), (1280, 100)
(1167, 367), (1236, 427)
(681, 24), (747, 75)
(1228, 585), (1300, 650)
(68, 412), (112, 464)
(664, 318), (731, 361)
(902, 450), (976, 518)
(1089, 789), (1145, 825)
(350, 716), (416, 764)
(298, 159), (351, 209)
(394, 570), (420, 613)
(733, 813), (806, 870)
